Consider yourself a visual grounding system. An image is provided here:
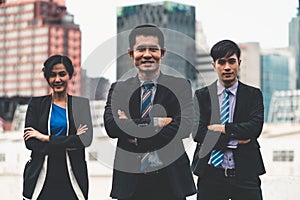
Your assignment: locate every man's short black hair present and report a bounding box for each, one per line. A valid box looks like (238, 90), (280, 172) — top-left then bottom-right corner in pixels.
(128, 24), (165, 50)
(210, 39), (241, 62)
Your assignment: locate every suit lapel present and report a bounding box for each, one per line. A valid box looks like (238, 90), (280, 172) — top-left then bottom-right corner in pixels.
(128, 77), (142, 119)
(233, 81), (245, 122)
(198, 82), (221, 159)
(154, 73), (169, 105)
(208, 81), (220, 124)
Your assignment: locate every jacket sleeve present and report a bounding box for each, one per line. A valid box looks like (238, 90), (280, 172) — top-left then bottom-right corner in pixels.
(104, 79), (193, 151)
(24, 97), (93, 154)
(135, 80), (193, 152)
(225, 88), (264, 140)
(193, 86), (264, 151)
(104, 82), (138, 140)
(24, 97), (50, 154)
(192, 88), (210, 144)
(103, 83), (151, 142)
(192, 87), (228, 151)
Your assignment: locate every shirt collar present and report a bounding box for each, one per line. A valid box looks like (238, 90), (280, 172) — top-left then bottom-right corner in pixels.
(217, 80), (238, 96)
(138, 73), (159, 87)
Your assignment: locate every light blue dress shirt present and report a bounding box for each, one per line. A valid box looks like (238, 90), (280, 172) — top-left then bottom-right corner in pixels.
(217, 80), (238, 169)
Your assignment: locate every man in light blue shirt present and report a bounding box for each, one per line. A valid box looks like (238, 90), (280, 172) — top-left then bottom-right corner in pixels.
(192, 39), (265, 200)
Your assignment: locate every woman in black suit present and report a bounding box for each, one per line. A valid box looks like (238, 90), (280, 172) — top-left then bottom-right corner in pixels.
(22, 55), (93, 200)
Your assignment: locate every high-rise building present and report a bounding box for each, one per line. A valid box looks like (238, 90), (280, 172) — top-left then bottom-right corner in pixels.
(267, 90), (300, 122)
(0, 0), (81, 97)
(289, 1), (300, 89)
(261, 48), (294, 121)
(194, 21), (215, 89)
(238, 42), (261, 89)
(80, 69), (110, 101)
(116, 1), (197, 82)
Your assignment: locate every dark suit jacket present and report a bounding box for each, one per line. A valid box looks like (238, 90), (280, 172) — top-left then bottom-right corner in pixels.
(192, 81), (266, 179)
(104, 73), (196, 199)
(22, 95), (93, 199)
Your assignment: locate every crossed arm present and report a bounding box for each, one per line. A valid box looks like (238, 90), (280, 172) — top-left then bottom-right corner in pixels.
(24, 124), (88, 142)
(193, 87), (264, 148)
(117, 109), (172, 144)
(104, 80), (193, 150)
(207, 124), (250, 145)
(24, 98), (93, 154)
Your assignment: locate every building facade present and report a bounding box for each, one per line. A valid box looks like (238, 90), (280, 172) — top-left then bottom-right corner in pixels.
(80, 69), (110, 100)
(289, 1), (300, 89)
(238, 42), (261, 89)
(0, 0), (81, 97)
(261, 49), (292, 121)
(268, 90), (300, 123)
(194, 21), (215, 89)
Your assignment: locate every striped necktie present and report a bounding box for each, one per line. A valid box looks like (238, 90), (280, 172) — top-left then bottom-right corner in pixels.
(211, 89), (230, 167)
(140, 82), (153, 171)
(140, 82), (163, 172)
(141, 83), (154, 118)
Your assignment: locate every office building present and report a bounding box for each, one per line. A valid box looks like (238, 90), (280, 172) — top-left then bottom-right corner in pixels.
(194, 21), (215, 89)
(238, 42), (261, 89)
(261, 48), (293, 121)
(80, 69), (110, 100)
(0, 0), (81, 97)
(0, 0), (81, 128)
(289, 1), (300, 89)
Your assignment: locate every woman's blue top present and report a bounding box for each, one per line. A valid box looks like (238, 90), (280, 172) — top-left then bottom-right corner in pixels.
(50, 103), (67, 136)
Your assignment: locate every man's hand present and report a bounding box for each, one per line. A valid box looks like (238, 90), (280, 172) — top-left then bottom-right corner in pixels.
(118, 109), (128, 119)
(118, 109), (137, 145)
(238, 139), (251, 145)
(127, 138), (138, 145)
(157, 117), (173, 127)
(207, 124), (225, 134)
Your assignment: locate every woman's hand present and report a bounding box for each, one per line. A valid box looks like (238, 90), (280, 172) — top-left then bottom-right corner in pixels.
(76, 124), (88, 135)
(24, 127), (49, 142)
(66, 124), (88, 151)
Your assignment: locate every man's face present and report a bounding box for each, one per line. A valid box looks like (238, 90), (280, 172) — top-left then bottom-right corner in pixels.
(129, 35), (165, 76)
(213, 54), (240, 87)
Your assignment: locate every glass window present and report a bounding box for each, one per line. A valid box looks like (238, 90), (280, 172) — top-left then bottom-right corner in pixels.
(25, 3), (34, 11)
(88, 152), (98, 161)
(273, 150), (294, 162)
(0, 153), (5, 162)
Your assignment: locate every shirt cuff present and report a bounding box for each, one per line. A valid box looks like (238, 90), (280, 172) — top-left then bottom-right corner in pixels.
(153, 117), (158, 127)
(227, 139), (238, 149)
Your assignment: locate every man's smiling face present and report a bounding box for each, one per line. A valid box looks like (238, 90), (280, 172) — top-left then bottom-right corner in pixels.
(129, 35), (165, 76)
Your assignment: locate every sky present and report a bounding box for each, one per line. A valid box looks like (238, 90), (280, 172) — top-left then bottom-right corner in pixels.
(66, 0), (298, 78)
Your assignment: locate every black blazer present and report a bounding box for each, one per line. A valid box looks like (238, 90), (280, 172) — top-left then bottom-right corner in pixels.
(104, 74), (196, 199)
(192, 81), (266, 179)
(22, 95), (93, 199)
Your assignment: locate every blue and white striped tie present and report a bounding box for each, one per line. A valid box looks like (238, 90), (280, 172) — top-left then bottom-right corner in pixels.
(211, 89), (230, 167)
